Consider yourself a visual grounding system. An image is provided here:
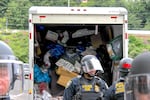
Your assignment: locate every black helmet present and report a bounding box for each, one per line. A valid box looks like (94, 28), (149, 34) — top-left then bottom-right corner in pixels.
(131, 52), (150, 75)
(124, 52), (150, 100)
(119, 57), (133, 73)
(118, 57), (133, 78)
(0, 41), (23, 97)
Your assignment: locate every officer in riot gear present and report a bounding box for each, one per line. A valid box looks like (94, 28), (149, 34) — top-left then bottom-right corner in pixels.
(104, 57), (133, 100)
(63, 55), (108, 100)
(124, 52), (150, 100)
(0, 41), (24, 100)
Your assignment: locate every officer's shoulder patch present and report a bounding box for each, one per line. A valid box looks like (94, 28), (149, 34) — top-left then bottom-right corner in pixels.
(115, 82), (125, 94)
(65, 80), (72, 89)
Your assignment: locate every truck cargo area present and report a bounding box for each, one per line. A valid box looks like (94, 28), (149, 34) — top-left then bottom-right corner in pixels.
(33, 23), (123, 98)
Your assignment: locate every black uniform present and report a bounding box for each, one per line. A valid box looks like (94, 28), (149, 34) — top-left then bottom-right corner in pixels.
(104, 77), (125, 100)
(63, 76), (108, 100)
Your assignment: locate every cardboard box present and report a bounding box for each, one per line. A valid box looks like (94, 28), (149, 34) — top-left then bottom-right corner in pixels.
(57, 75), (73, 87)
(56, 67), (78, 87)
(90, 33), (103, 49)
(56, 66), (78, 77)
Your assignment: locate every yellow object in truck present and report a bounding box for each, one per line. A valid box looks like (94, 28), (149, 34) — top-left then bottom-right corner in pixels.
(56, 67), (78, 87)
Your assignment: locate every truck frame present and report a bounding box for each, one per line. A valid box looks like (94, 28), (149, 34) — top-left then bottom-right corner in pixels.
(28, 6), (128, 99)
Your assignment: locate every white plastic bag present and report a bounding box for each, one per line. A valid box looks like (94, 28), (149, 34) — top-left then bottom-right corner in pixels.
(72, 28), (95, 38)
(42, 90), (52, 100)
(45, 30), (58, 42)
(43, 51), (51, 68)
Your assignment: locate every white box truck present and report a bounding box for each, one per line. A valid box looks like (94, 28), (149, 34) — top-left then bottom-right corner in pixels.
(28, 6), (128, 99)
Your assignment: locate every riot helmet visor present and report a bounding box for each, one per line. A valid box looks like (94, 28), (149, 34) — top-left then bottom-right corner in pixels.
(0, 63), (12, 97)
(0, 59), (24, 98)
(82, 57), (103, 73)
(124, 74), (150, 100)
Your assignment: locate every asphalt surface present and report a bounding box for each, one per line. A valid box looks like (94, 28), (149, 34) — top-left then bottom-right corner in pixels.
(9, 79), (31, 100)
(9, 79), (63, 100)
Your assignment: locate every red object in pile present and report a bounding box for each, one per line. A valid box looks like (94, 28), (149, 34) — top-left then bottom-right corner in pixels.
(38, 82), (47, 94)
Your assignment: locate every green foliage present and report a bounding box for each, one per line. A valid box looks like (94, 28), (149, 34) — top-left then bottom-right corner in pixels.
(80, 0), (123, 7)
(143, 1), (150, 30)
(0, 0), (10, 17)
(128, 35), (150, 58)
(5, 0), (32, 29)
(29, 0), (79, 7)
(0, 0), (150, 30)
(123, 1), (145, 29)
(0, 17), (6, 29)
(0, 31), (29, 63)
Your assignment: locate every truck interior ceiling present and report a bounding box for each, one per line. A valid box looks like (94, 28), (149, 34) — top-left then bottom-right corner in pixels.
(34, 24), (123, 96)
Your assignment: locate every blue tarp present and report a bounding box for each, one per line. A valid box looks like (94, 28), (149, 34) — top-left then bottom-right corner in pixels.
(47, 44), (65, 59)
(34, 64), (51, 83)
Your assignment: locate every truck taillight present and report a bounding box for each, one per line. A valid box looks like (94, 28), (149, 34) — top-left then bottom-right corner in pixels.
(29, 73), (32, 80)
(111, 16), (117, 19)
(125, 33), (128, 39)
(29, 33), (32, 39)
(39, 16), (46, 18)
(29, 19), (31, 23)
(124, 20), (128, 23)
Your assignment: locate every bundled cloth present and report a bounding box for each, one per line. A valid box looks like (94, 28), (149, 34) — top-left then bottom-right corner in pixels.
(34, 64), (51, 83)
(38, 82), (48, 94)
(72, 28), (95, 38)
(46, 43), (65, 59)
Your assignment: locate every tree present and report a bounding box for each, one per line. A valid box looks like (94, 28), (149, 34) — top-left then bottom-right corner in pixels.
(2, 0), (150, 30)
(143, 1), (150, 30)
(123, 1), (144, 30)
(5, 0), (32, 29)
(0, 17), (6, 30)
(0, 0), (10, 17)
(29, 0), (70, 7)
(128, 35), (150, 58)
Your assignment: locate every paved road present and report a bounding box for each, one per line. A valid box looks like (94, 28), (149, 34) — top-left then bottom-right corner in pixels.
(9, 79), (31, 100)
(9, 79), (63, 100)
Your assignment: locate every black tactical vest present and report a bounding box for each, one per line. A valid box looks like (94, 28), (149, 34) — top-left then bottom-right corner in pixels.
(73, 77), (103, 100)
